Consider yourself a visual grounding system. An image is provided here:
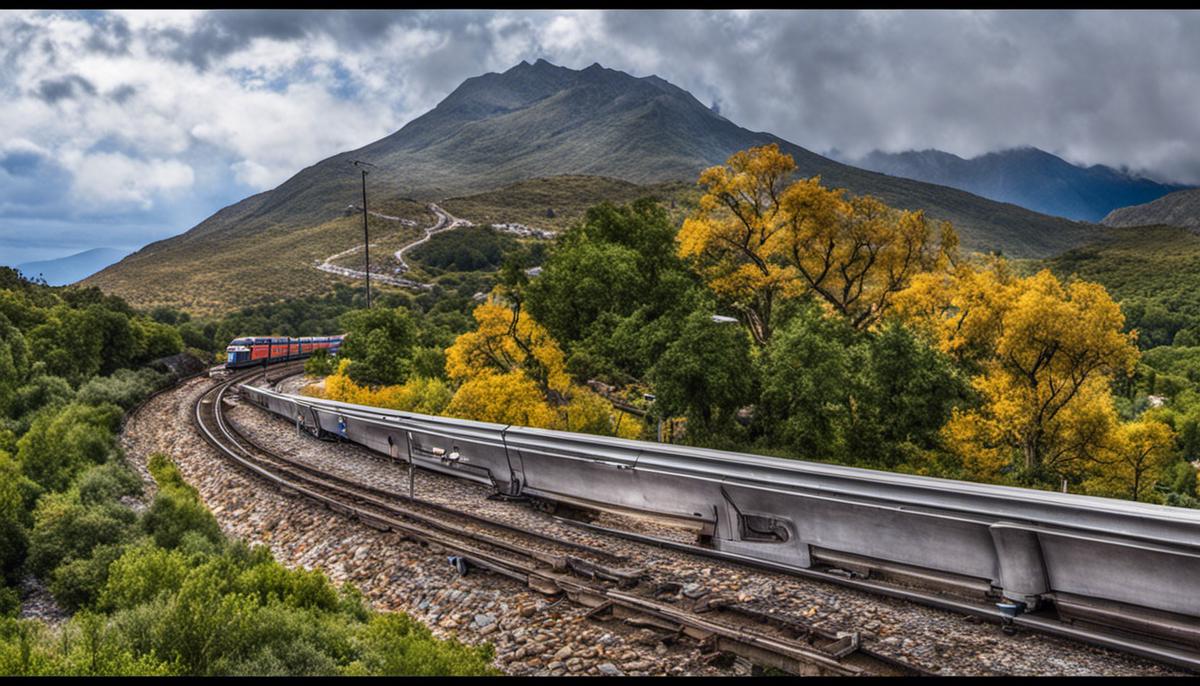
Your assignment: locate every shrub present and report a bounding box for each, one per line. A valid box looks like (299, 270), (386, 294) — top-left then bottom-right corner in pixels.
(16, 402), (122, 493)
(0, 586), (17, 618)
(304, 348), (334, 377)
(76, 369), (166, 410)
(348, 612), (499, 676)
(27, 493), (137, 579)
(76, 462), (142, 507)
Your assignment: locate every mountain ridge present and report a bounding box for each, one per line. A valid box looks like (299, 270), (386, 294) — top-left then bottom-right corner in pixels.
(1102, 188), (1200, 230)
(846, 146), (1187, 222)
(86, 60), (1109, 312)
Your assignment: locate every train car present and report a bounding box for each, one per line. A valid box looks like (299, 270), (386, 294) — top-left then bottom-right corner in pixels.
(225, 334), (345, 369)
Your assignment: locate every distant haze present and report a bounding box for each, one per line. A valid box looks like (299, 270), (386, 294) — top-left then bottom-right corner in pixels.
(16, 247), (129, 286)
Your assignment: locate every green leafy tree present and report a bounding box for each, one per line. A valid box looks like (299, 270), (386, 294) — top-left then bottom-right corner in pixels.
(338, 308), (417, 387)
(649, 309), (758, 442)
(526, 198), (700, 382)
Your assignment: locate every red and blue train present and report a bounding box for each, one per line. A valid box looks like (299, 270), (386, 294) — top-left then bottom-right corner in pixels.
(224, 335), (345, 369)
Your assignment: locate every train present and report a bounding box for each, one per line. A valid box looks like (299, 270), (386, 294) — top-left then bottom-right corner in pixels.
(224, 335), (345, 369)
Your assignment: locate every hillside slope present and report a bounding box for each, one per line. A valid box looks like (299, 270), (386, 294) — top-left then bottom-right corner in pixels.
(1048, 224), (1200, 348)
(1102, 188), (1200, 229)
(849, 147), (1186, 222)
(86, 59), (1105, 313)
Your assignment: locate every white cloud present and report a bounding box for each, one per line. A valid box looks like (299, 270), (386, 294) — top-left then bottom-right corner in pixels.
(71, 153), (194, 208)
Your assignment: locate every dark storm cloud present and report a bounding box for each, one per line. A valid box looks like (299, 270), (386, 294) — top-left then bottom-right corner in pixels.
(83, 12), (131, 54)
(134, 8), (1200, 182)
(511, 10), (1200, 184)
(34, 74), (97, 103)
(148, 10), (471, 69)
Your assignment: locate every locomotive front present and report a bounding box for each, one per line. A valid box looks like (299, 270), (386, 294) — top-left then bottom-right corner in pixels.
(225, 337), (252, 367)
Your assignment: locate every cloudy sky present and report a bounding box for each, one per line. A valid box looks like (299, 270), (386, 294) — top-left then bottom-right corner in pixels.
(3, 9), (1198, 265)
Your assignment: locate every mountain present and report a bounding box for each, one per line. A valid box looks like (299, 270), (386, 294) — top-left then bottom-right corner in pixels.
(846, 147), (1187, 222)
(1102, 188), (1200, 229)
(86, 59), (1106, 313)
(17, 247), (129, 286)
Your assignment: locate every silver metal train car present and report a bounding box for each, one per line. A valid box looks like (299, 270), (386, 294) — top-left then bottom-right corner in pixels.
(240, 383), (1200, 653)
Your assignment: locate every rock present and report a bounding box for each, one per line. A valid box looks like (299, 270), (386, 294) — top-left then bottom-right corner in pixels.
(553, 646), (573, 661)
(682, 583), (708, 599)
(623, 660), (653, 671)
(474, 613), (495, 628)
(598, 662), (624, 676)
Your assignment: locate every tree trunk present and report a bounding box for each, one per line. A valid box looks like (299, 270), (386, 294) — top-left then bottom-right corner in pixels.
(1022, 429), (1040, 472)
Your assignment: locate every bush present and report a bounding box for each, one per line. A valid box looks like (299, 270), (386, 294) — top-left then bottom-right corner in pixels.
(76, 369), (166, 410)
(49, 543), (129, 612)
(304, 349), (334, 377)
(348, 612), (498, 676)
(26, 493), (137, 579)
(76, 462), (142, 507)
(99, 544), (190, 612)
(16, 402), (122, 493)
(0, 587), (17, 618)
(141, 487), (221, 551)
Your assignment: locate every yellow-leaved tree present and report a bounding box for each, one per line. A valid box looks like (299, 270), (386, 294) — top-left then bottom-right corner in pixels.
(898, 264), (1142, 482)
(318, 358), (453, 416)
(1083, 418), (1177, 502)
(443, 295), (637, 437)
(678, 144), (957, 343)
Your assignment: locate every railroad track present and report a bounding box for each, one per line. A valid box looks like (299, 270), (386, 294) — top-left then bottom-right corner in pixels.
(192, 365), (927, 676)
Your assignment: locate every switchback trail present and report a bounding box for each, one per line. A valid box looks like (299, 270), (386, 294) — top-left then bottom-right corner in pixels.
(315, 203), (471, 291)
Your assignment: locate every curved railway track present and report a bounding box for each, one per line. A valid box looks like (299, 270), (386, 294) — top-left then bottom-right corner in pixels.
(192, 365), (927, 676)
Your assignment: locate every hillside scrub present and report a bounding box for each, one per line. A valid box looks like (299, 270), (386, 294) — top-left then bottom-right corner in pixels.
(0, 269), (499, 676)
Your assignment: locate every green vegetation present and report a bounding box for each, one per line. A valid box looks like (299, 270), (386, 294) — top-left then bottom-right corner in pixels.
(338, 307), (417, 387)
(441, 175), (696, 234)
(410, 226), (521, 273)
(0, 268), (498, 676)
(1049, 225), (1200, 349)
(317, 146), (1198, 509)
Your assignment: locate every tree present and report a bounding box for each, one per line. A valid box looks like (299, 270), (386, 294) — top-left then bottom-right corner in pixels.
(445, 298), (571, 403)
(903, 264), (1140, 482)
(526, 198), (700, 382)
(0, 452), (29, 582)
(338, 308), (417, 387)
(648, 309), (757, 441)
(678, 144), (956, 344)
(442, 297), (627, 435)
(1085, 419), (1176, 502)
(17, 403), (123, 494)
(755, 305), (965, 469)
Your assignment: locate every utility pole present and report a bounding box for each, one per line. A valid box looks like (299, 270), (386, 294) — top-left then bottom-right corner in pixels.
(351, 160), (376, 308)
